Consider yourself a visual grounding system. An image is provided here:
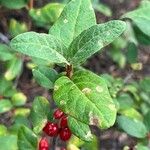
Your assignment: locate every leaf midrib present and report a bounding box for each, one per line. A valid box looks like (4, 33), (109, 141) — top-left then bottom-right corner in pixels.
(71, 24), (118, 60)
(72, 0), (82, 40)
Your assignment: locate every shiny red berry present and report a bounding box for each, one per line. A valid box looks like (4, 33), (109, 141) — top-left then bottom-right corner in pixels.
(60, 116), (68, 128)
(39, 138), (49, 150)
(53, 109), (64, 119)
(43, 122), (59, 137)
(59, 127), (72, 141)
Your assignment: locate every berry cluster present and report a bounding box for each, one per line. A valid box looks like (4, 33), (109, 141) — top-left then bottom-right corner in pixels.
(39, 109), (72, 150)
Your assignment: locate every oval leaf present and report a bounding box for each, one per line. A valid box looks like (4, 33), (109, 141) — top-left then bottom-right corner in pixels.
(119, 108), (143, 121)
(18, 126), (38, 150)
(68, 116), (93, 141)
(53, 70), (117, 129)
(68, 20), (126, 65)
(29, 3), (64, 28)
(144, 110), (150, 132)
(11, 92), (27, 106)
(49, 0), (96, 48)
(0, 0), (28, 9)
(14, 108), (30, 117)
(0, 99), (13, 113)
(117, 115), (148, 138)
(30, 97), (50, 134)
(0, 44), (14, 61)
(0, 135), (18, 150)
(32, 67), (58, 89)
(10, 32), (69, 64)
(122, 2), (150, 36)
(0, 124), (7, 136)
(5, 57), (22, 81)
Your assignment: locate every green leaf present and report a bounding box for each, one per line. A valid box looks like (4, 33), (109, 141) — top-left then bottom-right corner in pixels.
(67, 20), (126, 65)
(117, 93), (134, 110)
(9, 19), (28, 37)
(140, 103), (150, 115)
(0, 135), (18, 150)
(123, 84), (140, 101)
(31, 57), (53, 67)
(4, 57), (23, 81)
(144, 110), (150, 131)
(53, 70), (117, 129)
(14, 108), (30, 117)
(49, 0), (96, 48)
(117, 115), (148, 138)
(30, 97), (50, 134)
(11, 92), (27, 106)
(0, 44), (14, 61)
(119, 108), (143, 121)
(18, 126), (38, 150)
(14, 115), (30, 127)
(29, 3), (64, 28)
(68, 116), (93, 141)
(93, 2), (112, 17)
(140, 0), (150, 8)
(134, 25), (150, 45)
(0, 99), (13, 113)
(122, 2), (150, 37)
(126, 42), (138, 64)
(32, 66), (58, 89)
(0, 0), (28, 9)
(0, 124), (7, 136)
(82, 136), (98, 150)
(140, 77), (150, 93)
(10, 32), (69, 65)
(124, 21), (138, 44)
(0, 77), (16, 97)
(10, 116), (30, 134)
(109, 48), (126, 69)
(136, 143), (149, 150)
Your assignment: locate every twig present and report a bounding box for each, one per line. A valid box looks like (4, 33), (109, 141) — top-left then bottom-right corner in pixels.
(66, 65), (73, 79)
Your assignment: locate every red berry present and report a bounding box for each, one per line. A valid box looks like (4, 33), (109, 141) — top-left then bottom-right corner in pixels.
(54, 109), (64, 119)
(39, 138), (49, 150)
(60, 116), (68, 128)
(59, 127), (72, 141)
(43, 122), (59, 136)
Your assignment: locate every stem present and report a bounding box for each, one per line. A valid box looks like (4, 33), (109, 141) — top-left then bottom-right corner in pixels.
(28, 0), (34, 9)
(66, 65), (73, 78)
